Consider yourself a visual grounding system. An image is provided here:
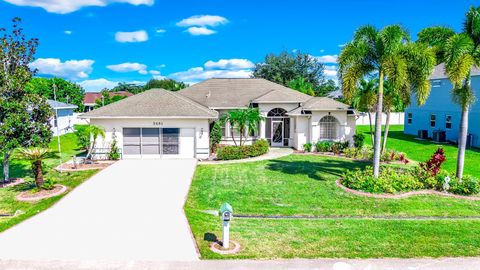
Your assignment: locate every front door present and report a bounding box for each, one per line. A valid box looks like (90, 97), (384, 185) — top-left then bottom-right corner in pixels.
(271, 121), (283, 147)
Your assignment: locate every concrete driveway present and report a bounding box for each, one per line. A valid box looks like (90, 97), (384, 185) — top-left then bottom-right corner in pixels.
(0, 159), (199, 261)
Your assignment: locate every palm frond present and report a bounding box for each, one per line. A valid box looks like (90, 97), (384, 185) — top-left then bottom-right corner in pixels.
(444, 33), (475, 86)
(16, 147), (54, 161)
(464, 6), (480, 46)
(452, 84), (477, 108)
(378, 25), (409, 57)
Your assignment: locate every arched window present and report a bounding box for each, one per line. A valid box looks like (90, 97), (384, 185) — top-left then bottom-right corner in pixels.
(267, 108), (287, 117)
(319, 115), (338, 140)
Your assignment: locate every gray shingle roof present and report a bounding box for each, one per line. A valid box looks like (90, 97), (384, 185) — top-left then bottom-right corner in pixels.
(47, 99), (78, 110)
(79, 89), (218, 119)
(287, 97), (352, 116)
(178, 78), (311, 108)
(430, 63), (480, 80)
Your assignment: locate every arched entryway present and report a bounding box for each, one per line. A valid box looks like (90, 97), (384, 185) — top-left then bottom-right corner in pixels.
(266, 108), (290, 147)
(319, 115), (339, 140)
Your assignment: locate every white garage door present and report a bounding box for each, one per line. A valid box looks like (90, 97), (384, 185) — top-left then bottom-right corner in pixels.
(122, 128), (195, 159)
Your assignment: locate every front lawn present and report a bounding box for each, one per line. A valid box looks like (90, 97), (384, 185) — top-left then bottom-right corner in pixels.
(0, 133), (97, 232)
(185, 154), (480, 259)
(356, 125), (480, 178)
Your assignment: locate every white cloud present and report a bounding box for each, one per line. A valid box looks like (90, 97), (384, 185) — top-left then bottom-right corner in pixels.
(204, 59), (254, 70)
(177, 15), (228, 27)
(106, 62), (147, 74)
(3, 0), (154, 14)
(169, 67), (251, 82)
(185, 27), (216, 36)
(79, 78), (146, 92)
(30, 58), (94, 80)
(316, 54), (338, 64)
(324, 65), (338, 77)
(155, 28), (166, 33)
(64, 30), (72, 35)
(115, 30), (148, 43)
(149, 70), (161, 75)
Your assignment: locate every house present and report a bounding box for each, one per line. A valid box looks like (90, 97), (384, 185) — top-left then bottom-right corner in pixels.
(83, 91), (133, 112)
(80, 78), (356, 159)
(47, 99), (78, 136)
(404, 64), (480, 148)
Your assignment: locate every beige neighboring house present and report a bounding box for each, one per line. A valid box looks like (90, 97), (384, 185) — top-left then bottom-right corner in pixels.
(80, 78), (356, 159)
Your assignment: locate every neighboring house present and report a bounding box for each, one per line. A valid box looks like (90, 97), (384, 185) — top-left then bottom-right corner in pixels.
(404, 63), (480, 147)
(47, 99), (78, 136)
(83, 91), (133, 112)
(80, 78), (356, 159)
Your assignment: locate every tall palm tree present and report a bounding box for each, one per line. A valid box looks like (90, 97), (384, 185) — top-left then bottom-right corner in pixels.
(351, 78), (378, 143)
(225, 108), (264, 146)
(16, 147), (53, 188)
(381, 80), (406, 154)
(417, 6), (480, 180)
(339, 25), (436, 177)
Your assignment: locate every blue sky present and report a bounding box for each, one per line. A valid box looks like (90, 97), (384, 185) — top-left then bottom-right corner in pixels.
(0, 0), (477, 92)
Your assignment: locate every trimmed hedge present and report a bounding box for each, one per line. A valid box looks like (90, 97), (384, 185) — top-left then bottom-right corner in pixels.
(216, 139), (269, 160)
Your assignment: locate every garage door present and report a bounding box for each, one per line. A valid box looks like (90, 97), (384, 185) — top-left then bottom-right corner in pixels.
(122, 128), (194, 158)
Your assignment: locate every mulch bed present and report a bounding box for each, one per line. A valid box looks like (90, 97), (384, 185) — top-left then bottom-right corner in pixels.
(337, 178), (480, 201)
(16, 184), (68, 202)
(55, 160), (115, 172)
(0, 178), (25, 188)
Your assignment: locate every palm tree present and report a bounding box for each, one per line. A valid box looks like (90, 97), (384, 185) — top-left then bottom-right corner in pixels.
(225, 108), (264, 146)
(417, 6), (480, 180)
(85, 125), (105, 160)
(338, 25), (436, 177)
(381, 80), (406, 154)
(16, 148), (53, 188)
(351, 78), (378, 143)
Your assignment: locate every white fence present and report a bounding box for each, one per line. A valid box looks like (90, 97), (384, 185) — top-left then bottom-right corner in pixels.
(356, 112), (404, 125)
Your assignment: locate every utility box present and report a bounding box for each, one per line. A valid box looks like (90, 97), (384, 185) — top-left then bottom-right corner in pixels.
(418, 130), (429, 139)
(219, 203), (233, 249)
(433, 130), (446, 143)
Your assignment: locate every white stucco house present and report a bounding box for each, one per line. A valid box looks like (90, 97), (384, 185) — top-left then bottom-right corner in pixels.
(47, 99), (78, 136)
(80, 78), (356, 159)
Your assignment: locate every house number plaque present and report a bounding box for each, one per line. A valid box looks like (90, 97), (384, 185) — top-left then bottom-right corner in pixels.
(153, 121), (163, 126)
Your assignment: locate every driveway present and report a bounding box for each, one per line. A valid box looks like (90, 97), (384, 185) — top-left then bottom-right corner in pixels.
(0, 159), (199, 261)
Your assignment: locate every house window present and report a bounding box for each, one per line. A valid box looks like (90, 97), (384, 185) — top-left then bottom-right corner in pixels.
(430, 114), (436, 128)
(432, 80), (442, 88)
(446, 115), (452, 129)
(221, 121), (227, 137)
(319, 115), (339, 140)
(407, 113), (412, 125)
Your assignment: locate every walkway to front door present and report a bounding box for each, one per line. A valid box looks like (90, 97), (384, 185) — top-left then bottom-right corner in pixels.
(0, 159), (199, 261)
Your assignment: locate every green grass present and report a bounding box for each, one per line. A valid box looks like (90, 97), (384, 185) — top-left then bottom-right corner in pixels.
(356, 125), (480, 177)
(185, 154), (480, 259)
(0, 133), (98, 232)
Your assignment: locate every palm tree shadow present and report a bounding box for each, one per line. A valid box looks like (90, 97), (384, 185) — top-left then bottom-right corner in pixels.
(266, 158), (368, 181)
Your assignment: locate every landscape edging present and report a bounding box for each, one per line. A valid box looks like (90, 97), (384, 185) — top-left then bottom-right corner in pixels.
(336, 178), (480, 201)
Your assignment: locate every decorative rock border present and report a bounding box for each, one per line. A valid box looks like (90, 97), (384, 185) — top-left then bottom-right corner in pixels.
(337, 178), (480, 201)
(16, 184), (68, 202)
(0, 178), (24, 188)
(210, 240), (241, 255)
(55, 160), (115, 172)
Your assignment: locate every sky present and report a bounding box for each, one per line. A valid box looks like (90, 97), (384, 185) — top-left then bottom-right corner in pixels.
(0, 0), (477, 92)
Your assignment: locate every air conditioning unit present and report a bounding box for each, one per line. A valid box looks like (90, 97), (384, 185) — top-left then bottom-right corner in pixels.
(418, 130), (429, 139)
(432, 130), (446, 143)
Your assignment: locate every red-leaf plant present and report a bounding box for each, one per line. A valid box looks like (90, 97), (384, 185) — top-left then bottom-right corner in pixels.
(419, 148), (446, 176)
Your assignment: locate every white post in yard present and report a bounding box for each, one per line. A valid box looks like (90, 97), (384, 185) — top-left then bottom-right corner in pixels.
(53, 84), (62, 172)
(222, 220), (230, 249)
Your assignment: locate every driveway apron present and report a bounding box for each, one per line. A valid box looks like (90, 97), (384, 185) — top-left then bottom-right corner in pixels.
(0, 159), (199, 261)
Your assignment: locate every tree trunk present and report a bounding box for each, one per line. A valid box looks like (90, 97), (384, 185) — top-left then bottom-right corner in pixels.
(368, 112), (374, 143)
(86, 138), (97, 160)
(456, 106), (469, 181)
(373, 71), (384, 178)
(239, 128), (243, 146)
(33, 160), (44, 188)
(230, 123), (238, 147)
(381, 111), (391, 154)
(3, 150), (13, 183)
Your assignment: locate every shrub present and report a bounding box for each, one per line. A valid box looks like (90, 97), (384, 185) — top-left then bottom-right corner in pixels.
(210, 121), (223, 153)
(108, 133), (121, 160)
(41, 178), (56, 190)
(343, 147), (359, 158)
(342, 166), (423, 194)
(315, 141), (332, 152)
(353, 133), (365, 148)
(449, 175), (480, 195)
(419, 148), (446, 177)
(303, 142), (313, 152)
(216, 139), (269, 160)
